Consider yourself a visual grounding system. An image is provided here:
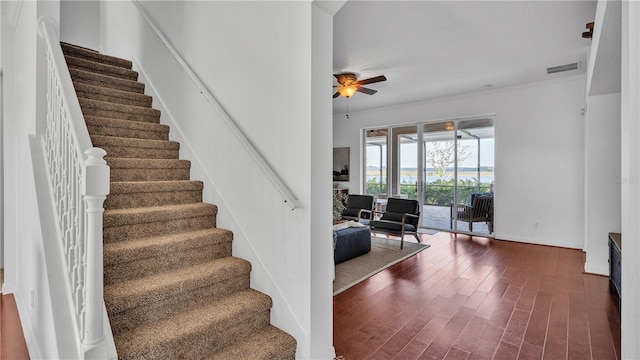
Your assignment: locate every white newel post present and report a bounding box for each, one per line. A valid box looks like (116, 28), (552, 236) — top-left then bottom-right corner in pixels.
(82, 148), (110, 354)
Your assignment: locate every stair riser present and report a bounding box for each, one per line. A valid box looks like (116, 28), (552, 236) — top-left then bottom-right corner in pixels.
(87, 125), (168, 140)
(110, 168), (191, 182)
(105, 190), (203, 209)
(79, 98), (161, 121)
(81, 106), (160, 123)
(99, 146), (178, 159)
(109, 274), (249, 335)
(85, 116), (169, 140)
(76, 89), (152, 108)
(90, 135), (179, 151)
(67, 62), (138, 82)
(70, 71), (145, 94)
(62, 43), (133, 69)
(104, 215), (216, 243)
(208, 326), (297, 360)
(116, 309), (271, 360)
(105, 241), (232, 285)
(181, 312), (271, 359)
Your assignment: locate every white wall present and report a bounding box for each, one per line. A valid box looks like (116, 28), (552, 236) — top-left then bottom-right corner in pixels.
(621, 1), (640, 357)
(100, 1), (334, 358)
(583, 92), (621, 275)
(334, 75), (587, 249)
(60, 0), (100, 49)
(0, 0), (20, 297)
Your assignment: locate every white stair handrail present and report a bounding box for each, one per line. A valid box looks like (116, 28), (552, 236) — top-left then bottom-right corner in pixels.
(37, 16), (111, 357)
(131, 0), (301, 210)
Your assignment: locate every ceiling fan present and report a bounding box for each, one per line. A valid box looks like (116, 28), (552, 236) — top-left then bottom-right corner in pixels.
(333, 73), (387, 99)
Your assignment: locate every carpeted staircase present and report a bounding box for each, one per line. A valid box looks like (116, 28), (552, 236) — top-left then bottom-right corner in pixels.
(61, 42), (297, 360)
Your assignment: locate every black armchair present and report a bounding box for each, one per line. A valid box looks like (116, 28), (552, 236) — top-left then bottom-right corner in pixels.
(369, 198), (421, 249)
(341, 194), (374, 224)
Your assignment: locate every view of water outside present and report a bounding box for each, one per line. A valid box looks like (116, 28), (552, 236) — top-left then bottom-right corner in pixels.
(366, 138), (495, 184)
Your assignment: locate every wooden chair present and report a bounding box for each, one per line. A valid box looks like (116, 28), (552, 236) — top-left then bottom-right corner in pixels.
(369, 198), (421, 249)
(453, 195), (493, 233)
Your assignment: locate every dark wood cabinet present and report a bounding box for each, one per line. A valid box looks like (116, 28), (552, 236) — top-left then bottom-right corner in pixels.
(608, 232), (621, 300)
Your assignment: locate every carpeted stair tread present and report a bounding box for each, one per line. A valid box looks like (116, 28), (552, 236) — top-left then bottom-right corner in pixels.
(103, 228), (233, 284)
(207, 325), (297, 360)
(103, 203), (217, 242)
(106, 180), (203, 209)
(85, 116), (169, 140)
(105, 257), (252, 315)
(107, 158), (191, 182)
(73, 82), (153, 108)
(113, 289), (272, 359)
(91, 135), (179, 159)
(91, 135), (179, 150)
(104, 203), (217, 228)
(70, 68), (145, 94)
(106, 157), (190, 169)
(110, 180), (203, 194)
(65, 54), (139, 81)
(79, 98), (160, 123)
(61, 42), (133, 69)
(104, 227), (232, 267)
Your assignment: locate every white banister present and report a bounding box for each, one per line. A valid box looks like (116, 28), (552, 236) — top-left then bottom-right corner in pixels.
(131, 0), (301, 210)
(37, 16), (110, 356)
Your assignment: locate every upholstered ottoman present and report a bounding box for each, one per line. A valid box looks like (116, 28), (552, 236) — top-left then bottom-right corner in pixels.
(333, 226), (371, 264)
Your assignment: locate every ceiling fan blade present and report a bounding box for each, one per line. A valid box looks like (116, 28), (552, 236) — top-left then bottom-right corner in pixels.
(357, 87), (377, 95)
(333, 91), (340, 98)
(357, 75), (387, 86)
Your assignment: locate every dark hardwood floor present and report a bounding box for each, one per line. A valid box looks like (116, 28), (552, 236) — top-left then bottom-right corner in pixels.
(0, 233), (622, 360)
(333, 232), (621, 360)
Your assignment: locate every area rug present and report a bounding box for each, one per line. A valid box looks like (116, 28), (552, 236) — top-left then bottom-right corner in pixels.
(333, 237), (430, 295)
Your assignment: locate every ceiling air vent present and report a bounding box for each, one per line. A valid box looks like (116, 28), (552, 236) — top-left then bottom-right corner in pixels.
(547, 62), (580, 74)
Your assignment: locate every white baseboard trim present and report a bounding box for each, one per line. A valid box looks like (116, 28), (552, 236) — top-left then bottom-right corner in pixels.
(494, 233), (583, 250)
(584, 260), (608, 276)
(2, 281), (16, 294)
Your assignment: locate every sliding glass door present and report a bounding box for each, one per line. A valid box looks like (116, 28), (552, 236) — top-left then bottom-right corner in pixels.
(364, 128), (388, 198)
(363, 118), (495, 236)
(422, 121), (457, 231)
(453, 119), (494, 234)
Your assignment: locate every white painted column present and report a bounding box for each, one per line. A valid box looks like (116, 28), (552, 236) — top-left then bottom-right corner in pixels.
(310, 2), (339, 359)
(621, 1), (640, 358)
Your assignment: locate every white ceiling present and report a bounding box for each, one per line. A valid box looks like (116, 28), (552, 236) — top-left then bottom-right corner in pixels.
(333, 0), (598, 115)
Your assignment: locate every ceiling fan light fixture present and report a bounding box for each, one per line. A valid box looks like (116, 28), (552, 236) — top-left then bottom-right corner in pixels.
(338, 85), (358, 98)
(333, 73), (387, 99)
